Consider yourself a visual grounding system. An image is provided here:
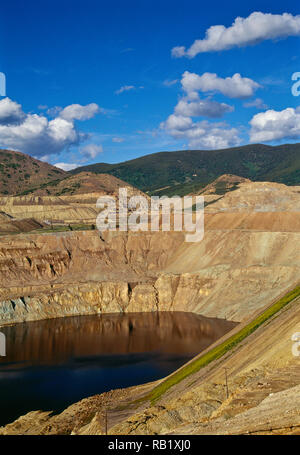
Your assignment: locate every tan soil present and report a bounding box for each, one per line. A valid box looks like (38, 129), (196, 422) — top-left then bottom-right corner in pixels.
(0, 179), (299, 435)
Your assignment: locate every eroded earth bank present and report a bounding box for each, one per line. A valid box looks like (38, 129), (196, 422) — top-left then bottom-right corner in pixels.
(0, 179), (300, 435)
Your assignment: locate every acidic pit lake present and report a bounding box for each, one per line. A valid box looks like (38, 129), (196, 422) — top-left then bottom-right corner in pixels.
(0, 312), (236, 426)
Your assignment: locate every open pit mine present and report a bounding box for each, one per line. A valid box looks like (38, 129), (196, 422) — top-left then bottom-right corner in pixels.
(0, 167), (299, 436)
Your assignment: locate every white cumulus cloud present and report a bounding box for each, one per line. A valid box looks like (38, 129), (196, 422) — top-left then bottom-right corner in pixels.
(59, 103), (100, 121)
(175, 96), (234, 118)
(172, 12), (300, 58)
(0, 98), (100, 157)
(0, 98), (25, 125)
(249, 107), (300, 142)
(181, 71), (260, 99)
(79, 143), (103, 160)
(160, 71), (243, 149)
(163, 114), (193, 132)
(54, 162), (80, 171)
(243, 98), (268, 110)
(161, 115), (240, 149)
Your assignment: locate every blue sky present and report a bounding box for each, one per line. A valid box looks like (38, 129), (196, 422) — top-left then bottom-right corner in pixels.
(0, 0), (299, 169)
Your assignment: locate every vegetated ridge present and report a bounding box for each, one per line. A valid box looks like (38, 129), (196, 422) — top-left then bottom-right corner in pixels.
(71, 143), (300, 196)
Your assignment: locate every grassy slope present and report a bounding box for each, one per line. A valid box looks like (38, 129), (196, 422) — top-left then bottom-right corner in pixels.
(71, 143), (300, 196)
(148, 285), (300, 403)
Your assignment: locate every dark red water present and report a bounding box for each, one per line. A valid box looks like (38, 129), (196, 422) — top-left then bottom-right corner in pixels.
(0, 312), (236, 426)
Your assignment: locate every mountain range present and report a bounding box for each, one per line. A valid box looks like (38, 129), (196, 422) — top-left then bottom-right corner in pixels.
(0, 143), (299, 196)
(71, 143), (300, 196)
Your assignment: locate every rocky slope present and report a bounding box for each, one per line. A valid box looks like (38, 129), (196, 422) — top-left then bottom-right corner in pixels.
(0, 149), (67, 196)
(0, 208), (299, 325)
(0, 172), (148, 227)
(25, 171), (145, 197)
(204, 180), (300, 213)
(192, 174), (251, 196)
(0, 182), (300, 325)
(76, 295), (300, 436)
(0, 178), (299, 435)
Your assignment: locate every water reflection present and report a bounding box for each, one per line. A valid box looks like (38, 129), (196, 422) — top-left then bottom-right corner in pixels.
(0, 312), (236, 426)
